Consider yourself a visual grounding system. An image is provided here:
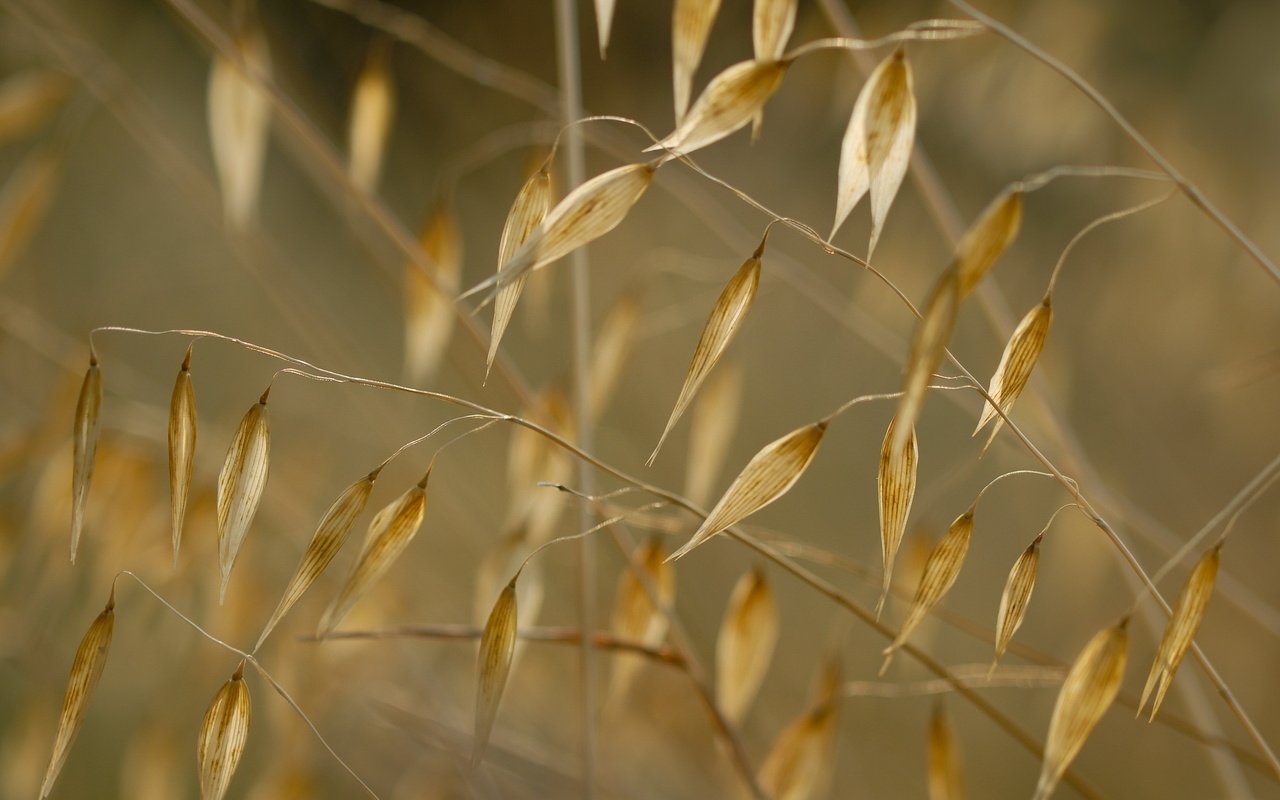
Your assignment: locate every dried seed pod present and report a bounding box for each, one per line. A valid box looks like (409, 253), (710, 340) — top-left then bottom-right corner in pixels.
(473, 577), (519, 767)
(927, 701), (964, 800)
(588, 294), (640, 421)
(649, 59), (789, 157)
(168, 345), (198, 563)
(404, 203), (462, 386)
(0, 69), (70, 143)
(594, 0), (615, 57)
(254, 470), (379, 650)
(0, 145), (61, 277)
(1139, 545), (1221, 721)
(890, 268), (960, 456)
(39, 591), (115, 799)
(650, 238), (764, 463)
(1034, 619), (1128, 800)
(216, 388), (271, 603)
(758, 699), (839, 800)
(992, 534), (1042, 670)
(716, 567), (779, 724)
(876, 414), (917, 616)
(207, 28), (271, 229)
(753, 0), (797, 62)
(669, 421), (826, 561)
(347, 41), (395, 193)
(975, 295), (1053, 448)
(954, 190), (1022, 299)
(684, 363), (743, 507)
(488, 167), (553, 377)
(486, 163), (655, 296)
(196, 663), (252, 800)
(70, 350), (102, 563)
(833, 48), (917, 258)
(882, 509), (974, 673)
(608, 536), (675, 699)
(672, 0), (723, 124)
(318, 474), (429, 634)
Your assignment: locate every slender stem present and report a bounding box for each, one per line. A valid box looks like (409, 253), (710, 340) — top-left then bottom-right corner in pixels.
(949, 0), (1280, 287)
(552, 0), (597, 794)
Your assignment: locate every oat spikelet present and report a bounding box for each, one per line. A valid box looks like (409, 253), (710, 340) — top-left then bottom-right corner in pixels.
(39, 591), (115, 799)
(876, 414), (917, 617)
(882, 509), (974, 673)
(405, 203), (462, 386)
(1139, 545), (1221, 722)
(672, 0), (722, 124)
(890, 268), (960, 455)
(954, 190), (1022, 299)
(832, 48), (916, 258)
(0, 69), (70, 143)
(588, 294), (640, 421)
(207, 28), (271, 229)
(669, 421), (826, 562)
(608, 536), (675, 700)
(473, 577), (519, 767)
(650, 238), (764, 464)
(975, 295), (1052, 449)
(476, 531), (544, 667)
(347, 41), (395, 193)
(594, 0), (616, 58)
(318, 473), (429, 634)
(255, 471), (378, 650)
(1034, 619), (1128, 800)
(716, 567), (779, 724)
(168, 345), (198, 564)
(487, 167), (553, 377)
(753, 0), (797, 62)
(992, 534), (1042, 671)
(483, 163), (654, 299)
(216, 388), (271, 603)
(684, 363), (743, 507)
(927, 701), (964, 800)
(648, 59), (789, 157)
(758, 700), (840, 800)
(70, 350), (102, 563)
(0, 145), (62, 277)
(196, 663), (252, 800)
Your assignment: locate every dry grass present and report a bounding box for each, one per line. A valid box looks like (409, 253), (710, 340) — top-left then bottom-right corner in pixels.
(3, 0), (1280, 798)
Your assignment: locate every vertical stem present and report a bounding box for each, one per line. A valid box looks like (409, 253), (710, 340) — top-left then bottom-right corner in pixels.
(553, 0), (597, 795)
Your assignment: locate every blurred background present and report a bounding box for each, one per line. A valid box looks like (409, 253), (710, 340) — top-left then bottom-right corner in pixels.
(1, 0), (1278, 797)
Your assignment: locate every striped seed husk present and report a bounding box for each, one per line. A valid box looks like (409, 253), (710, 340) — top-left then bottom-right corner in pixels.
(196, 663), (252, 800)
(473, 578), (518, 767)
(168, 345), (197, 563)
(1139, 545), (1221, 721)
(215, 389), (271, 603)
(70, 352), (102, 563)
(670, 421), (826, 561)
(876, 414), (918, 617)
(39, 591), (115, 799)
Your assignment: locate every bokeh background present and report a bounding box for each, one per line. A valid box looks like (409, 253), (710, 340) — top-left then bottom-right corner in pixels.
(1, 0), (1278, 797)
